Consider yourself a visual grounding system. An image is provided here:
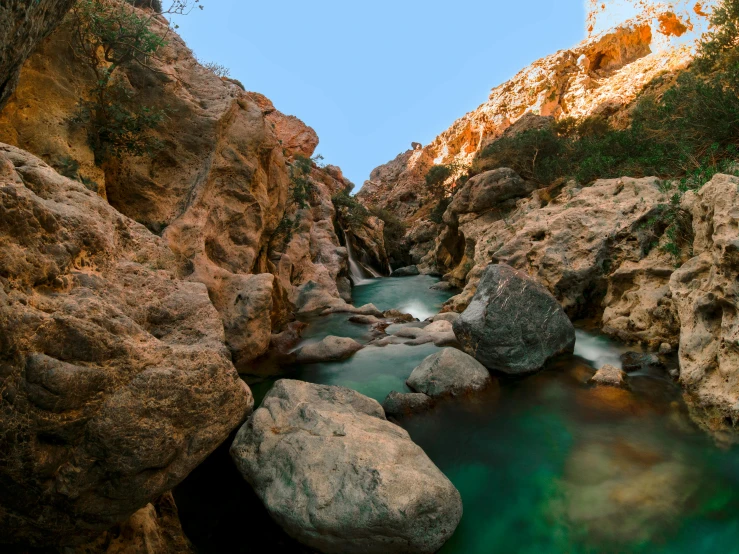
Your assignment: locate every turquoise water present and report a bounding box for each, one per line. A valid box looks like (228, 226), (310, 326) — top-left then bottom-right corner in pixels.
(270, 275), (739, 553)
(352, 274), (454, 320)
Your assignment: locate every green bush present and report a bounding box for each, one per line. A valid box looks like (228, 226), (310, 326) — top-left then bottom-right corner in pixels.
(473, 0), (739, 190)
(289, 155), (318, 209)
(429, 196), (451, 224)
(70, 1), (201, 161)
(425, 162), (468, 199)
(332, 190), (369, 229)
(369, 207), (407, 264)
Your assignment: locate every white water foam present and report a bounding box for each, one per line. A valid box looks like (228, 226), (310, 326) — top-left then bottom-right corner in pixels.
(573, 329), (624, 369)
(398, 300), (436, 322)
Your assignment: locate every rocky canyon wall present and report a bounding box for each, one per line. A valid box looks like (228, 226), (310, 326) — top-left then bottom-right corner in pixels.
(357, 0), (736, 430)
(0, 1), (384, 547)
(0, 4), (383, 370)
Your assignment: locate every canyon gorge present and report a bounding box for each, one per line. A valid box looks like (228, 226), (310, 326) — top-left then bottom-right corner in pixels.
(1, 0), (738, 553)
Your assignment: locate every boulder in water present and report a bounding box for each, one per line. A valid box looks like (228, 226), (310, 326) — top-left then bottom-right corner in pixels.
(590, 364), (627, 387)
(391, 265), (420, 277)
(295, 336), (363, 364)
(383, 391), (435, 417)
(407, 348), (493, 398)
(231, 380), (463, 554)
(620, 351), (665, 374)
(453, 263), (575, 374)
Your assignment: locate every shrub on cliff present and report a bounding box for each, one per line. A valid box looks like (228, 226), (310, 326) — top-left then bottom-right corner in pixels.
(290, 155), (319, 208)
(332, 190), (369, 229)
(425, 162), (468, 200)
(474, 0), (739, 189)
(70, 0), (201, 160)
(369, 206), (407, 264)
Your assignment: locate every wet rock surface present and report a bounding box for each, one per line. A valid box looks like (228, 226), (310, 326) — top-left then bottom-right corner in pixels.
(230, 380), (463, 554)
(590, 364), (627, 387)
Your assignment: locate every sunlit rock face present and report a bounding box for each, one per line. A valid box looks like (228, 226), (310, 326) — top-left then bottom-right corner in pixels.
(587, 0), (716, 46)
(357, 12), (694, 226)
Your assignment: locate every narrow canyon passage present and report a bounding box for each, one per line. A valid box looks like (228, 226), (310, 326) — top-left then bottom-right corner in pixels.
(176, 275), (739, 554)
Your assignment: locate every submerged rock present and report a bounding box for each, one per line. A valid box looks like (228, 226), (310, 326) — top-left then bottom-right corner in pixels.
(391, 265), (420, 277)
(407, 348), (493, 398)
(295, 336), (363, 363)
(590, 364), (627, 387)
(383, 391), (435, 417)
(231, 380), (463, 554)
(453, 264), (575, 374)
(620, 351), (665, 374)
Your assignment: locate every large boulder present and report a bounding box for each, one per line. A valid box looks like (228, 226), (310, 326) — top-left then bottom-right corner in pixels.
(453, 264), (575, 374)
(382, 391), (435, 417)
(230, 380), (463, 554)
(0, 144), (252, 545)
(444, 168), (535, 225)
(407, 348), (493, 397)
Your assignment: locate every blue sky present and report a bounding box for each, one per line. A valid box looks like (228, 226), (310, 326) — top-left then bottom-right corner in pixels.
(172, 1), (586, 188)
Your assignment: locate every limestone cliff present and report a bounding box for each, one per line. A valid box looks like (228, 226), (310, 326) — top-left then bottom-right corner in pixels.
(0, 1), (384, 548)
(357, 4), (713, 222)
(0, 3), (378, 369)
(0, 144), (252, 545)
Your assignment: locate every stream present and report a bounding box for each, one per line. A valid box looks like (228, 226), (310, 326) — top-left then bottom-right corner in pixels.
(176, 275), (739, 554)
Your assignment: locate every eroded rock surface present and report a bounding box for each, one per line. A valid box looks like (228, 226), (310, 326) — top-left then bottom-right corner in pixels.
(0, 0), (75, 108)
(0, 144), (252, 545)
(230, 380), (463, 554)
(0, 5), (367, 366)
(671, 175), (739, 420)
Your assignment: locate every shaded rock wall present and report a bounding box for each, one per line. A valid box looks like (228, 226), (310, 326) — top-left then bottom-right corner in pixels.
(0, 0), (76, 108)
(0, 144), (252, 546)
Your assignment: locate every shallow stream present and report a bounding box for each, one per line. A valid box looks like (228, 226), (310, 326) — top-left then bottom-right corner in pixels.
(177, 275), (739, 554)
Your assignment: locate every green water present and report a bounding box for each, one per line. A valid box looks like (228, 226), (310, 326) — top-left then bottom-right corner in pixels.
(254, 275), (739, 553)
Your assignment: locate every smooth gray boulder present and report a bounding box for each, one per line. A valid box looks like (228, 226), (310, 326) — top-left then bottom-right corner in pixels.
(407, 348), (493, 398)
(383, 391), (435, 417)
(453, 263), (575, 374)
(391, 265), (420, 277)
(231, 380), (463, 554)
(295, 335), (363, 363)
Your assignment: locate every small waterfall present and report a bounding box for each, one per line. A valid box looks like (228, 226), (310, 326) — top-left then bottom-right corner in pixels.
(344, 230), (374, 286)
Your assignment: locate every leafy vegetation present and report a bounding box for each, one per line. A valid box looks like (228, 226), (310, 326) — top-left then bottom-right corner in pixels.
(467, 0), (739, 260)
(289, 155), (320, 208)
(425, 162), (468, 199)
(369, 207), (407, 264)
(475, 0), (739, 189)
(70, 0), (202, 160)
(201, 60), (231, 78)
(332, 190), (369, 229)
